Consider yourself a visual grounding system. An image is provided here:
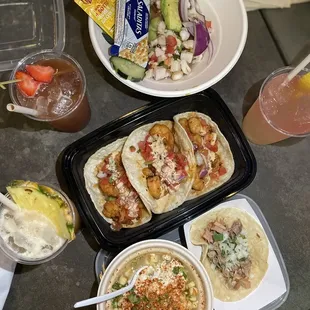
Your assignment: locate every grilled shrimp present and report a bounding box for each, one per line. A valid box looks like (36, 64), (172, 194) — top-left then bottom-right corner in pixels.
(179, 118), (190, 132)
(99, 179), (119, 197)
(188, 117), (206, 136)
(149, 124), (175, 151)
(147, 176), (162, 199)
(103, 200), (120, 218)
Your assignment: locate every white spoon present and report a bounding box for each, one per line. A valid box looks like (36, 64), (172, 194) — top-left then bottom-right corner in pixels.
(74, 266), (148, 308)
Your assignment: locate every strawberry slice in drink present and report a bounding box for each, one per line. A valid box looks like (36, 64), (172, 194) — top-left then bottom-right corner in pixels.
(15, 71), (41, 97)
(26, 65), (55, 83)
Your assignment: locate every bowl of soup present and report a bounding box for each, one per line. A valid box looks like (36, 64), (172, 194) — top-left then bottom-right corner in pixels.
(97, 240), (213, 310)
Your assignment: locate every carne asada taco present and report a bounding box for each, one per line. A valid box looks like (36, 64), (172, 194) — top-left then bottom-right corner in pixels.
(122, 121), (196, 214)
(190, 207), (269, 301)
(84, 138), (152, 230)
(174, 112), (234, 200)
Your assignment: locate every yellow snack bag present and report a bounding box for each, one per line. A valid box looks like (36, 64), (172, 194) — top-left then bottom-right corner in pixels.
(75, 0), (116, 38)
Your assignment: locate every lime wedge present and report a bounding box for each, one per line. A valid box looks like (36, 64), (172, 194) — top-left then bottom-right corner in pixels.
(6, 180), (75, 241)
(298, 72), (310, 91)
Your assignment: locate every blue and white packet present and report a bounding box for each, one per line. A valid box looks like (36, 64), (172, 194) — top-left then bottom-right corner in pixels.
(110, 0), (150, 68)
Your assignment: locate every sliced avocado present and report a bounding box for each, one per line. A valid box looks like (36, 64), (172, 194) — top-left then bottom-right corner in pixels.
(161, 0), (182, 32)
(148, 17), (163, 42)
(148, 30), (157, 42)
(6, 180), (75, 241)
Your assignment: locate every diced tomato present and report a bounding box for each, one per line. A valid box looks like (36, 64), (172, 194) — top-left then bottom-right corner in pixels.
(101, 164), (110, 174)
(164, 57), (172, 67)
(165, 45), (175, 55)
(149, 54), (158, 62)
(15, 71), (41, 97)
(138, 138), (154, 162)
(119, 175), (129, 186)
(167, 151), (175, 160)
(166, 35), (177, 47)
(200, 118), (207, 127)
(209, 172), (219, 180)
(138, 140), (146, 152)
(175, 153), (188, 169)
(99, 177), (110, 185)
(205, 140), (218, 153)
(205, 20), (212, 29)
(218, 166), (227, 176)
(26, 65), (55, 83)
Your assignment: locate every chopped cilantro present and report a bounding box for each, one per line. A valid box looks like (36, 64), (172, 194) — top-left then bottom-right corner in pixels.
(172, 266), (180, 274)
(173, 54), (180, 60)
(109, 177), (113, 184)
(107, 196), (116, 201)
(213, 232), (224, 242)
(112, 296), (120, 308)
(182, 270), (187, 279)
(112, 282), (124, 290)
(137, 149), (141, 153)
(221, 250), (226, 257)
(158, 61), (164, 66)
(128, 292), (140, 304)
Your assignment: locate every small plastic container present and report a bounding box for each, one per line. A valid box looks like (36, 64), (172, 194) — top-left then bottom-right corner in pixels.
(0, 184), (77, 265)
(0, 0), (65, 72)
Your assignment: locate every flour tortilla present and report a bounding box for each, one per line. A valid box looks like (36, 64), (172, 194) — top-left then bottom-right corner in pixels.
(174, 112), (235, 200)
(122, 121), (196, 214)
(84, 137), (152, 228)
(190, 207), (269, 301)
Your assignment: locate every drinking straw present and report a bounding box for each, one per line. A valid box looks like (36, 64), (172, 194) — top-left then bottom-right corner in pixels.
(0, 79), (22, 90)
(0, 193), (20, 212)
(7, 104), (39, 117)
(285, 53), (310, 83)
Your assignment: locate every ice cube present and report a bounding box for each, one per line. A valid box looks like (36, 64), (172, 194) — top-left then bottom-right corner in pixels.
(36, 96), (49, 116)
(59, 71), (81, 97)
(51, 95), (73, 116)
(47, 83), (62, 104)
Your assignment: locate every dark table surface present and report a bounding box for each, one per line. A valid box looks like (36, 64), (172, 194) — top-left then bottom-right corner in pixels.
(1, 2), (310, 310)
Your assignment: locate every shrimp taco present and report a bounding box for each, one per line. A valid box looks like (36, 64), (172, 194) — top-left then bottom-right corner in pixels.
(84, 138), (152, 230)
(190, 207), (269, 301)
(122, 121), (196, 214)
(174, 112), (234, 200)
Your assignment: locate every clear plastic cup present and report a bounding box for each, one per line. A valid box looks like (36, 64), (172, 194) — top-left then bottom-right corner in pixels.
(9, 50), (90, 132)
(242, 67), (310, 145)
(0, 184), (78, 265)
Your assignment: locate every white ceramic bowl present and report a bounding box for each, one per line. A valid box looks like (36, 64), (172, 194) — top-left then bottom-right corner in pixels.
(97, 239), (213, 310)
(89, 0), (247, 97)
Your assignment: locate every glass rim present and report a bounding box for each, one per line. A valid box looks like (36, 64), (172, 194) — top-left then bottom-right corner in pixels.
(0, 182), (75, 265)
(258, 66), (310, 138)
(9, 49), (86, 122)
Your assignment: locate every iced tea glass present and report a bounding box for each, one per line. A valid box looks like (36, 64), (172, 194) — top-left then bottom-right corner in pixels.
(9, 50), (90, 132)
(242, 67), (310, 145)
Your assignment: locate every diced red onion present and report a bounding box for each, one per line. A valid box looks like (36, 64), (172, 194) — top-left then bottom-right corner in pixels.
(193, 22), (210, 56)
(182, 21), (195, 36)
(195, 151), (204, 166)
(199, 168), (208, 179)
(97, 171), (107, 178)
(179, 0), (189, 22)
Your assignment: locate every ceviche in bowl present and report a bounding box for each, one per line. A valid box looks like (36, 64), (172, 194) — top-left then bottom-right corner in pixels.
(97, 240), (213, 310)
(88, 0), (247, 97)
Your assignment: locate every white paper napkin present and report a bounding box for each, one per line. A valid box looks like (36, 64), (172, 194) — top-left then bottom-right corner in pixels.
(184, 198), (287, 310)
(0, 252), (15, 310)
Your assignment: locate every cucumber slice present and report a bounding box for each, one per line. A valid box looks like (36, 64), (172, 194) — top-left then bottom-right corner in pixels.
(110, 57), (146, 82)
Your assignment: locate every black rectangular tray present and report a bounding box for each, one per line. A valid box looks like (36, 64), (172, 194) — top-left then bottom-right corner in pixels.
(60, 89), (256, 250)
